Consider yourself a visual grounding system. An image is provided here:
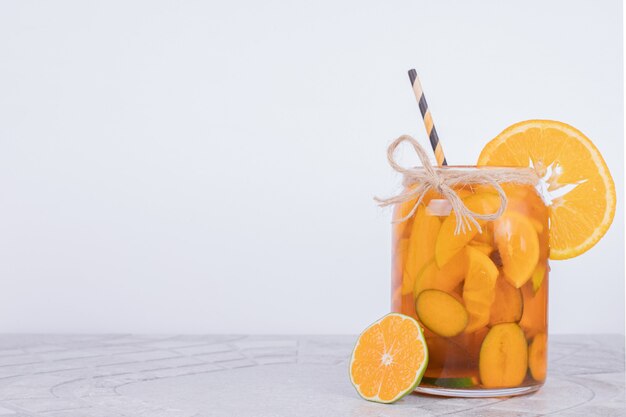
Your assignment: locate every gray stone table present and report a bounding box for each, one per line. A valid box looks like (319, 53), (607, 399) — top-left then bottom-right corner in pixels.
(0, 334), (622, 416)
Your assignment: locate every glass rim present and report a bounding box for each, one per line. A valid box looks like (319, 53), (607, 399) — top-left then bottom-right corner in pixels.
(427, 165), (533, 170)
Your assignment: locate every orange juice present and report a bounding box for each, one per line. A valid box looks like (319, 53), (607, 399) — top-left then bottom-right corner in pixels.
(391, 177), (549, 396)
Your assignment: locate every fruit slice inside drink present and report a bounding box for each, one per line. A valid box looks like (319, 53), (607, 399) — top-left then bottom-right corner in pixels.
(392, 182), (549, 392)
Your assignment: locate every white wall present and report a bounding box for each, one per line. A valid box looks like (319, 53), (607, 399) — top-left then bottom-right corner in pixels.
(0, 0), (622, 334)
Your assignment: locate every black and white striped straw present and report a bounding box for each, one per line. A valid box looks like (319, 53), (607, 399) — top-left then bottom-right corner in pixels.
(408, 69), (448, 166)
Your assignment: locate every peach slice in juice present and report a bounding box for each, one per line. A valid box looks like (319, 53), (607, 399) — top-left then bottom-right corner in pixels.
(462, 246), (499, 333)
(530, 263), (547, 294)
(489, 276), (523, 325)
(494, 212), (540, 288)
(416, 289), (468, 337)
(392, 185), (419, 242)
(391, 238), (409, 310)
(528, 332), (548, 382)
(413, 249), (468, 297)
(519, 274), (548, 338)
(435, 192), (501, 267)
(403, 205), (441, 295)
(479, 323), (528, 388)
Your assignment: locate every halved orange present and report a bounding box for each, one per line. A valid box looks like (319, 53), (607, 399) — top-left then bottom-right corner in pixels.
(478, 120), (616, 260)
(349, 313), (428, 403)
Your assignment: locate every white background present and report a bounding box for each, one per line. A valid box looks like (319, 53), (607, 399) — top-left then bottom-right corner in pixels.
(0, 0), (622, 334)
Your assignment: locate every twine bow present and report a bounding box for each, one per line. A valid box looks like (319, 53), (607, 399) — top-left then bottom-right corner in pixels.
(375, 135), (539, 235)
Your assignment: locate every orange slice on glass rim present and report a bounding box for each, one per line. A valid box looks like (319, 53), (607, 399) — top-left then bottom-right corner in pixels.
(477, 120), (616, 260)
(349, 313), (428, 403)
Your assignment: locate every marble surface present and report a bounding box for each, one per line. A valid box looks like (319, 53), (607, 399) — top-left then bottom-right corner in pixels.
(0, 334), (622, 416)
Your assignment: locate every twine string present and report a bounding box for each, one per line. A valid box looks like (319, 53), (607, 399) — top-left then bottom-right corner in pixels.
(375, 135), (539, 235)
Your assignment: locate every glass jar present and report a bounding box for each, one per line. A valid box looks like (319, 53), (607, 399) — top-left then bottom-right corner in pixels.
(391, 167), (549, 397)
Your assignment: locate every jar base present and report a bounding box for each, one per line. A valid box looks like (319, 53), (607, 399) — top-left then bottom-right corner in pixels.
(414, 383), (542, 398)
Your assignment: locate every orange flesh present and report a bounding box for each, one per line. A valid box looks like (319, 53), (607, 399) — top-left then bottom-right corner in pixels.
(434, 193), (501, 267)
(391, 183), (548, 390)
(489, 277), (523, 325)
(416, 289), (468, 337)
(403, 206), (441, 294)
(413, 249), (468, 297)
(463, 247), (499, 333)
(350, 314), (427, 402)
(477, 120), (615, 260)
(479, 323), (528, 388)
(519, 273), (549, 338)
(528, 332), (548, 382)
(495, 212), (540, 288)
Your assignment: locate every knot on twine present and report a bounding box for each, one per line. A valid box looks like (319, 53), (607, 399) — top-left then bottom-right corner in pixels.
(374, 135), (539, 235)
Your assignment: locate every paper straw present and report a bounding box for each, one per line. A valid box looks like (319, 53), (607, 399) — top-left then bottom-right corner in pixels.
(408, 69), (448, 166)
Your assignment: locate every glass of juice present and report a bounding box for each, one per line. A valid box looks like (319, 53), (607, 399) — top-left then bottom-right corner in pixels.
(391, 167), (549, 397)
